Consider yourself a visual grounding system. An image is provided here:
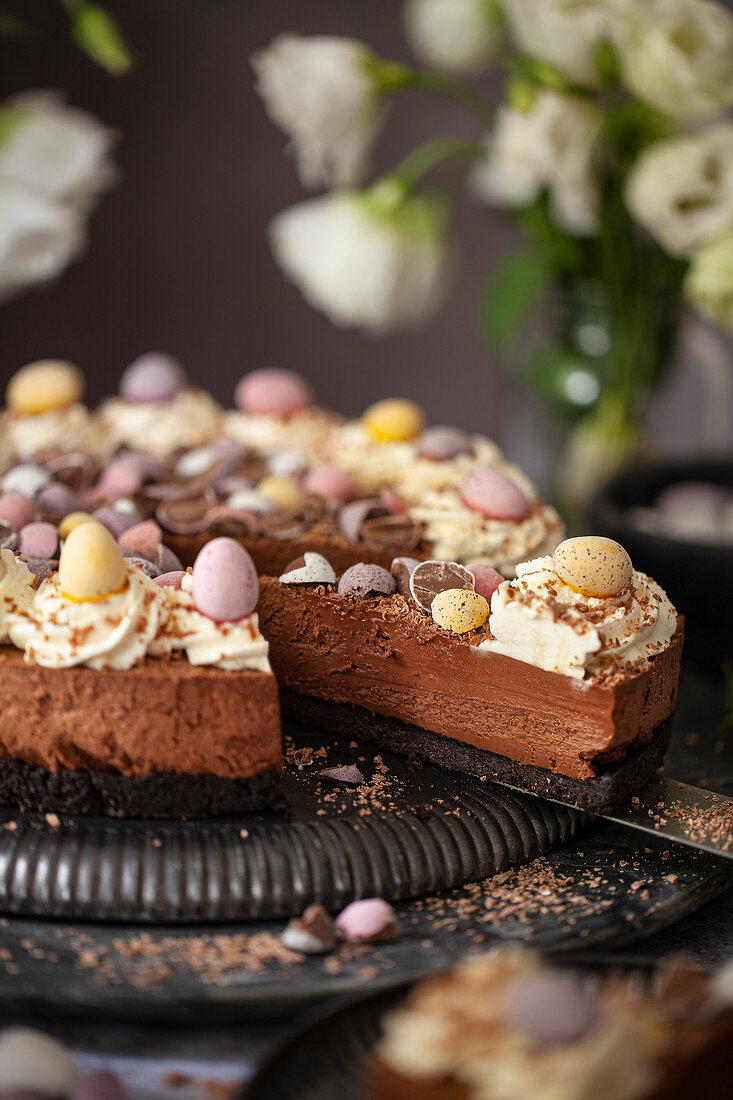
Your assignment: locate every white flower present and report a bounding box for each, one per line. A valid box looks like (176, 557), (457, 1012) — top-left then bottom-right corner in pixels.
(472, 91), (602, 235)
(685, 231), (733, 328)
(403, 0), (501, 75)
(0, 90), (115, 209)
(626, 125), (733, 258)
(0, 180), (84, 302)
(252, 35), (385, 189)
(620, 0), (733, 122)
(269, 185), (451, 333)
(502, 0), (633, 87)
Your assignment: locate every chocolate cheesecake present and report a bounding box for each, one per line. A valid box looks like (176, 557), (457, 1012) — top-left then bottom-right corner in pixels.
(369, 948), (733, 1100)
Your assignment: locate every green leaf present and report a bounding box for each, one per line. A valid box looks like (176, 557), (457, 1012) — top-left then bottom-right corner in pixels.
(0, 7), (36, 40)
(479, 248), (554, 351)
(68, 3), (133, 73)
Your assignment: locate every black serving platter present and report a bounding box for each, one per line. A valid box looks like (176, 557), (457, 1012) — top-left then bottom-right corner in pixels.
(589, 457), (733, 663)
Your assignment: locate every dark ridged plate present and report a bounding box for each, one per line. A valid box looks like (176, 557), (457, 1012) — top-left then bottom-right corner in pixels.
(0, 719), (584, 923)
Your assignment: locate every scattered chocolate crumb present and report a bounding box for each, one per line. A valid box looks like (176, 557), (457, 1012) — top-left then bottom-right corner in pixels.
(45, 813), (60, 828)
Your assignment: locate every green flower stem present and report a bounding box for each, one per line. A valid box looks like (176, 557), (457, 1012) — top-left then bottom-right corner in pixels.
(387, 136), (486, 195)
(372, 61), (495, 128)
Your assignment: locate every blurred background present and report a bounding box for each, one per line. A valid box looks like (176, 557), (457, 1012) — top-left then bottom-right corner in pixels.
(2, 0), (731, 489)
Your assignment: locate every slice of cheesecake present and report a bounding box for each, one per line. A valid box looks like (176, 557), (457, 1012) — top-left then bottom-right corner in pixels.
(369, 948), (733, 1100)
(258, 539), (683, 815)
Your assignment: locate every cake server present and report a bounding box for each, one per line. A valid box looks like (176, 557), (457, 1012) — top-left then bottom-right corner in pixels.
(602, 777), (733, 862)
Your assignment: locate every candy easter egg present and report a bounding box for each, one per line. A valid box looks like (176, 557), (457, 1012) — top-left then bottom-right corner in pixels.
(59, 522), (127, 601)
(119, 353), (186, 403)
(460, 467), (531, 521)
(362, 399), (425, 442)
(553, 536), (633, 598)
(0, 494), (35, 532)
(192, 537), (259, 621)
(6, 361), (84, 415)
(235, 369), (313, 416)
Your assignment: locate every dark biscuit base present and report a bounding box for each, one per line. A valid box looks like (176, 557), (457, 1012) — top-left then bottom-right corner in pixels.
(280, 690), (672, 816)
(0, 759), (287, 819)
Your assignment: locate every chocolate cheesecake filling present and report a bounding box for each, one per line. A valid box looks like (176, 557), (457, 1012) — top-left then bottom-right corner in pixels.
(258, 580), (683, 784)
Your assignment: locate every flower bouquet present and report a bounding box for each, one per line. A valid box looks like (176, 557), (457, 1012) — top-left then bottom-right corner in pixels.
(254, 0), (733, 510)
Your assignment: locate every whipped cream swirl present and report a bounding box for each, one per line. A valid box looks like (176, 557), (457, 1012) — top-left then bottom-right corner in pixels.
(9, 562), (162, 670)
(480, 555), (677, 679)
(149, 574), (271, 672)
(2, 404), (103, 461)
(0, 550), (36, 642)
(99, 389), (223, 459)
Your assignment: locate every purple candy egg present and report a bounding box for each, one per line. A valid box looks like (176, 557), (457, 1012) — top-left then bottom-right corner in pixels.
(338, 563), (395, 599)
(18, 522), (58, 561)
(119, 353), (187, 404)
(156, 544), (183, 573)
(121, 551), (161, 579)
(506, 971), (600, 1048)
(36, 482), (78, 518)
(192, 537), (259, 621)
(417, 425), (472, 462)
(334, 898), (397, 943)
(93, 509), (139, 540)
(71, 1071), (126, 1100)
(98, 459), (144, 501)
(0, 494), (35, 532)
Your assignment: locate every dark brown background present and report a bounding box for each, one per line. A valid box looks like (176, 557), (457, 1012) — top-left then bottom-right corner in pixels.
(1, 0), (730, 479)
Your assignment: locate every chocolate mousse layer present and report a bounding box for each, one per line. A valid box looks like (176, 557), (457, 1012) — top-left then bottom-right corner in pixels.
(0, 647), (282, 816)
(258, 580), (683, 811)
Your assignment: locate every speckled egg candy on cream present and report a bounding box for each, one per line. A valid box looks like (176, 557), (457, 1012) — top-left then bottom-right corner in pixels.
(553, 536), (633, 597)
(235, 369), (313, 417)
(192, 537), (259, 621)
(59, 522), (127, 601)
(5, 360), (84, 415)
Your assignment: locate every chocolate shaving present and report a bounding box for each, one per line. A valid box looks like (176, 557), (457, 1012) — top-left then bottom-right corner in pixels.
(391, 556), (420, 599)
(44, 452), (97, 494)
(155, 491), (215, 534)
(259, 503), (317, 540)
(337, 498), (388, 544)
(207, 510), (260, 538)
(319, 766), (365, 786)
(410, 560), (475, 612)
(362, 514), (422, 555)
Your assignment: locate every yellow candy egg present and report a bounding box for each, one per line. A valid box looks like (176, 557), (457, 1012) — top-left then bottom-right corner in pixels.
(431, 588), (489, 634)
(257, 476), (303, 509)
(6, 360), (85, 416)
(553, 536), (633, 598)
(59, 522), (127, 601)
(362, 399), (426, 443)
(58, 512), (97, 540)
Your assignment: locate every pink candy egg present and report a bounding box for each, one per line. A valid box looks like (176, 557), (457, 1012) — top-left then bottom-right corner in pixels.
(235, 369), (313, 417)
(192, 537), (259, 621)
(36, 482), (78, 518)
(417, 425), (472, 461)
(460, 467), (531, 521)
(302, 464), (353, 501)
(466, 563), (505, 603)
(0, 493), (35, 531)
(334, 898), (397, 943)
(119, 520), (163, 562)
(19, 522), (58, 560)
(154, 571), (186, 589)
(119, 353), (187, 404)
(98, 458), (144, 501)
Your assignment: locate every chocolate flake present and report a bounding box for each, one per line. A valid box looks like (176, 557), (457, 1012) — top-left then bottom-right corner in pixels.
(319, 765), (365, 786)
(281, 904), (336, 955)
(259, 503), (317, 540)
(155, 491), (215, 534)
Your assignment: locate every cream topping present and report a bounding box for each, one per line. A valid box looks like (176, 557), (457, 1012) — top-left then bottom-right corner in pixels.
(223, 407), (342, 460)
(480, 555), (677, 680)
(0, 550), (36, 643)
(98, 389), (223, 459)
(148, 574), (271, 672)
(9, 562), (161, 670)
(1, 404), (103, 461)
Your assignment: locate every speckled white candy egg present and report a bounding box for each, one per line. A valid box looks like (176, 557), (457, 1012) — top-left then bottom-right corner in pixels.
(191, 537), (259, 621)
(553, 536), (633, 598)
(0, 1026), (78, 1094)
